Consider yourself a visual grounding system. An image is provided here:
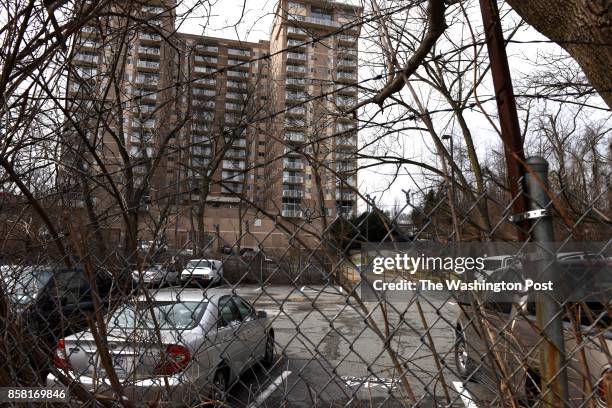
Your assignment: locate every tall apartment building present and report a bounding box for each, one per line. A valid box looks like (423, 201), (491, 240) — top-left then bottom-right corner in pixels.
(63, 0), (361, 250)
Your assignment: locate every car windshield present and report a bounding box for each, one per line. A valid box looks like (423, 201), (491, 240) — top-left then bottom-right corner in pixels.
(109, 301), (207, 330)
(2, 267), (53, 304)
(187, 260), (211, 268)
(483, 259), (503, 270)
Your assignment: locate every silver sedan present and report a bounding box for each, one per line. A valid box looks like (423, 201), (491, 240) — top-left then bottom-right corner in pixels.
(47, 288), (274, 406)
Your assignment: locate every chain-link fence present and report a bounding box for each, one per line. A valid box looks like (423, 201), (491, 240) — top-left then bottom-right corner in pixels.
(1, 156), (610, 407)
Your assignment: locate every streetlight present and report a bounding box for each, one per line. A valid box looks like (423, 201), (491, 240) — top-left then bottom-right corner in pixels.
(442, 134), (458, 240)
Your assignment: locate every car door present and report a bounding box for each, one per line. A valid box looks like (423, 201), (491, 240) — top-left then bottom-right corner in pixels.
(233, 296), (266, 366)
(215, 295), (246, 376)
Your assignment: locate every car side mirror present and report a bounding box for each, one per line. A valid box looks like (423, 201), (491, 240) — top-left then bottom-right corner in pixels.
(257, 310), (267, 319)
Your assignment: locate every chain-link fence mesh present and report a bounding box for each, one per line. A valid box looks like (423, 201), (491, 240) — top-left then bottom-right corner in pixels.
(1, 168), (610, 407)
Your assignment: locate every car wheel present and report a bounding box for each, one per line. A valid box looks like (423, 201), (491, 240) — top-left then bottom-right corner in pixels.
(262, 333), (274, 367)
(210, 368), (228, 405)
(455, 324), (477, 381)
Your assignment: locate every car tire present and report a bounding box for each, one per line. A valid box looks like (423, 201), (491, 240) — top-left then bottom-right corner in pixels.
(262, 332), (275, 367)
(455, 324), (478, 381)
(209, 367), (228, 406)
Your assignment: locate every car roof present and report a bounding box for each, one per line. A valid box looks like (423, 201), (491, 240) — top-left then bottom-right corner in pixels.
(485, 255), (514, 260)
(137, 287), (240, 303)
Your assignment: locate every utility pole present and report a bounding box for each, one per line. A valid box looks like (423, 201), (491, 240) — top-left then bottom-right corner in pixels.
(479, 0), (569, 403)
(478, 0), (529, 241)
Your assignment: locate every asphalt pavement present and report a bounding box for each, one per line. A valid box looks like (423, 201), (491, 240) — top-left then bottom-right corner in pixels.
(218, 285), (508, 407)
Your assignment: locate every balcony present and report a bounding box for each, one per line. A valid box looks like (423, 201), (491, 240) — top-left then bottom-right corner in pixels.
(336, 71), (357, 81)
(195, 55), (217, 64)
(192, 135), (211, 145)
(139, 32), (161, 42)
(287, 39), (307, 48)
(231, 138), (247, 147)
(222, 185), (244, 194)
(337, 191), (356, 200)
(192, 146), (211, 156)
(337, 47), (357, 56)
(194, 66), (216, 74)
(193, 77), (216, 87)
(192, 158), (210, 167)
(288, 14), (340, 29)
(285, 119), (305, 128)
(228, 59), (249, 70)
(227, 70), (249, 79)
(193, 100), (215, 110)
(192, 88), (215, 97)
(138, 46), (160, 56)
(286, 77), (308, 87)
(284, 160), (304, 170)
(195, 44), (219, 53)
(191, 124), (209, 133)
(336, 96), (356, 107)
(337, 58), (356, 67)
(336, 84), (358, 94)
(337, 162), (356, 172)
(337, 34), (358, 44)
(225, 102), (244, 111)
(283, 175), (304, 184)
(286, 64), (307, 74)
(282, 189), (304, 198)
(226, 92), (247, 101)
(227, 80), (247, 89)
(287, 52), (307, 62)
(336, 122), (356, 132)
(136, 60), (160, 70)
(286, 105), (306, 115)
(336, 136), (357, 147)
(285, 131), (305, 143)
(78, 40), (99, 50)
(129, 146), (154, 158)
(130, 132), (154, 144)
(74, 53), (98, 64)
(282, 209), (303, 218)
(136, 73), (159, 85)
(287, 26), (307, 37)
(223, 160), (245, 170)
(222, 172), (245, 182)
(132, 119), (156, 129)
(286, 91), (307, 102)
(228, 48), (250, 57)
(133, 90), (158, 101)
(226, 149), (246, 158)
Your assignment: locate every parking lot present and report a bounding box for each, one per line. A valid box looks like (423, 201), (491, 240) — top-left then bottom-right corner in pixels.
(215, 285), (505, 407)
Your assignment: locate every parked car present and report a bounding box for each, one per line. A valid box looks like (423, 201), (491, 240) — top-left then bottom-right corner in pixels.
(132, 264), (178, 287)
(454, 258), (611, 406)
(46, 288), (274, 405)
(240, 248), (260, 261)
(1, 264), (54, 311)
(180, 259), (223, 286)
(475, 255), (521, 281)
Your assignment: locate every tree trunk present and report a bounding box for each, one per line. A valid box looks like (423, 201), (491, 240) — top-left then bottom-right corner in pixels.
(506, 0), (612, 107)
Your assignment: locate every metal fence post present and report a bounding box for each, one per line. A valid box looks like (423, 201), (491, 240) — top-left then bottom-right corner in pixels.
(524, 156), (569, 406)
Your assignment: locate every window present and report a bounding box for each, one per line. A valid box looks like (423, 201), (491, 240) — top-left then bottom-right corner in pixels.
(234, 297), (255, 321)
(218, 296), (240, 327)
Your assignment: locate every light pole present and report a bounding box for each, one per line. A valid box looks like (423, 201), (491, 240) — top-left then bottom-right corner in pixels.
(442, 134), (459, 240)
